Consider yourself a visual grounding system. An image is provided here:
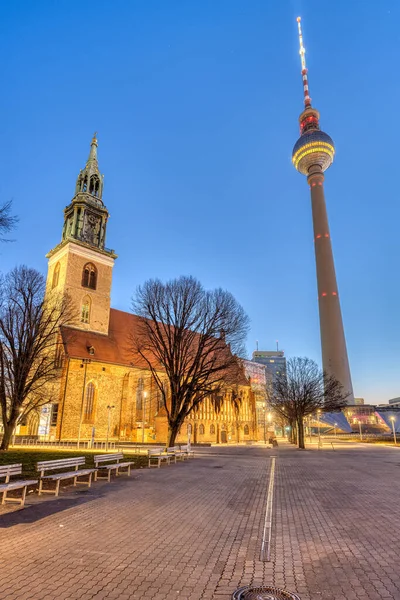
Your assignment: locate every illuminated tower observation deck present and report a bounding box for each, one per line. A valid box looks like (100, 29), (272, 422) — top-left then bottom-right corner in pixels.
(292, 17), (354, 402)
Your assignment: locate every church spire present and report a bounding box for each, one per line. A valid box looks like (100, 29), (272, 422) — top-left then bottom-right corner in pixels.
(75, 133), (104, 201)
(87, 132), (99, 166)
(55, 134), (115, 255)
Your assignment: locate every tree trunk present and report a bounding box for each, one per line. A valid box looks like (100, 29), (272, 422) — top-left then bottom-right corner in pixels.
(292, 423), (297, 445)
(289, 420), (297, 444)
(166, 423), (180, 448)
(297, 418), (305, 449)
(0, 419), (17, 451)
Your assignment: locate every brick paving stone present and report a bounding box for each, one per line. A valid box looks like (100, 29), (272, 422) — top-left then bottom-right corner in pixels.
(2, 442), (400, 598)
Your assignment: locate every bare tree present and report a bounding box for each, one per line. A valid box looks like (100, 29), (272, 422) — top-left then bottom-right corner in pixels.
(132, 276), (250, 446)
(0, 266), (72, 450)
(0, 201), (18, 242)
(268, 356), (348, 449)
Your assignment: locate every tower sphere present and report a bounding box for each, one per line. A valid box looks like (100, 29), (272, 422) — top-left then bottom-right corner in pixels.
(292, 130), (335, 175)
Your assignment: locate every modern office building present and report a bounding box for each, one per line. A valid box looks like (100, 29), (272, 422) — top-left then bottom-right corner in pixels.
(252, 350), (286, 383)
(292, 18), (354, 403)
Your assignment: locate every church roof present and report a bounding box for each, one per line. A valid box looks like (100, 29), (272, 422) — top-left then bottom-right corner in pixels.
(61, 308), (249, 386)
(61, 309), (153, 370)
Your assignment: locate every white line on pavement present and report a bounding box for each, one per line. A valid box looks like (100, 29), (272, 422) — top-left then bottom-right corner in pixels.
(260, 455), (276, 562)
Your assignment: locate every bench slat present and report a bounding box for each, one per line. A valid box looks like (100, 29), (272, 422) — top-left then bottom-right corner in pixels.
(0, 479), (37, 491)
(37, 457), (86, 472)
(96, 461), (134, 469)
(41, 469), (96, 481)
(94, 454), (124, 464)
(0, 464), (23, 478)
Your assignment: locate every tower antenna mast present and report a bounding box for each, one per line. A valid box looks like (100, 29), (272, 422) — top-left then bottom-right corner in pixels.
(297, 17), (311, 109)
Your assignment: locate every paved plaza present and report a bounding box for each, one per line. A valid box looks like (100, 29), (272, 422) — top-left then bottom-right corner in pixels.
(1, 442), (400, 600)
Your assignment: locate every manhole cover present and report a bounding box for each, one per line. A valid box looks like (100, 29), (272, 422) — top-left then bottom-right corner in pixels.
(232, 586), (301, 600)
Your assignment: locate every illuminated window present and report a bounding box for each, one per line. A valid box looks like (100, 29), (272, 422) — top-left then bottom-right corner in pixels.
(52, 262), (60, 289)
(82, 263), (97, 290)
(84, 383), (96, 423)
(136, 378), (144, 410)
(81, 297), (91, 323)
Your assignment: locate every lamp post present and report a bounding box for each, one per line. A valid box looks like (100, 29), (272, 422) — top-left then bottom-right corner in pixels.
(317, 409), (322, 448)
(390, 416), (397, 445)
(106, 405), (115, 451)
(142, 391), (147, 444)
(263, 407), (266, 444)
(355, 418), (363, 441)
(267, 411), (272, 444)
(77, 358), (91, 449)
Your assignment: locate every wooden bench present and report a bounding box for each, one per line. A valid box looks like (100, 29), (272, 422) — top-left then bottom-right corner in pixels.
(166, 447), (179, 463)
(180, 444), (194, 458)
(172, 446), (186, 461)
(37, 457), (97, 496)
(94, 453), (135, 482)
(0, 464), (37, 507)
(148, 448), (171, 468)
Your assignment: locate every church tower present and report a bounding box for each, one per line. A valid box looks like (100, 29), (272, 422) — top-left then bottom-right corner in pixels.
(46, 134), (117, 335)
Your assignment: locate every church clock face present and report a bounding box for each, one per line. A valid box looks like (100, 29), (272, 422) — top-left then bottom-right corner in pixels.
(82, 211), (101, 246)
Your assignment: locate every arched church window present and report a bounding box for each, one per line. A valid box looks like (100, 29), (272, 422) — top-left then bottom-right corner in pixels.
(52, 262), (60, 289)
(199, 424), (205, 435)
(210, 424), (215, 435)
(136, 378), (144, 410)
(82, 263), (97, 290)
(81, 297), (91, 324)
(244, 424), (249, 435)
(82, 175), (88, 192)
(89, 175), (100, 197)
(84, 382), (96, 423)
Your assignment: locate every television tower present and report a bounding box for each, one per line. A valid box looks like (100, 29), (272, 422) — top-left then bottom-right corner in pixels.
(292, 17), (354, 402)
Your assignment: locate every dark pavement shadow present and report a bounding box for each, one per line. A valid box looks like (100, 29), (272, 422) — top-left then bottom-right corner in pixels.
(0, 489), (104, 528)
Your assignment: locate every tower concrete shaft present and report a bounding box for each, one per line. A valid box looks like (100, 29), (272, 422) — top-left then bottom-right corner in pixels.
(308, 168), (354, 402)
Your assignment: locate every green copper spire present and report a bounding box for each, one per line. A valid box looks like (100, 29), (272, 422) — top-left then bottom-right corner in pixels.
(75, 132), (103, 200)
(56, 134), (114, 254)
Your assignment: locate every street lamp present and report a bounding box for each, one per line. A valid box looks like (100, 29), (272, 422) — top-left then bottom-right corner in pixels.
(390, 415), (397, 445)
(106, 405), (115, 451)
(355, 418), (363, 441)
(267, 411), (272, 444)
(142, 391), (147, 444)
(77, 358), (91, 448)
(262, 406), (266, 444)
(317, 409), (322, 448)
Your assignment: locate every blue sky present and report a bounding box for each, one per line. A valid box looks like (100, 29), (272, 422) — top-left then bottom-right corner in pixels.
(0, 0), (399, 403)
